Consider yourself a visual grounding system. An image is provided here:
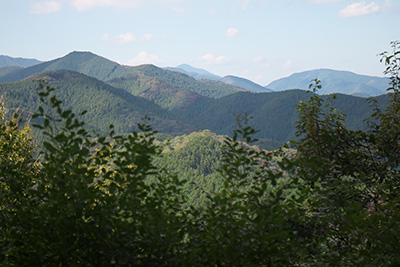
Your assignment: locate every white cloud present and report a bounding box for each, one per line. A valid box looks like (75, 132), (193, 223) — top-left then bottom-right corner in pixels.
(117, 33), (138, 43)
(283, 59), (293, 68)
(339, 1), (380, 17)
(70, 0), (144, 11)
(31, 1), (61, 14)
(127, 52), (162, 66)
(158, 0), (191, 3)
(253, 56), (264, 62)
(309, 0), (345, 3)
(70, 0), (192, 11)
(226, 28), (240, 38)
(140, 34), (153, 41)
(201, 53), (228, 65)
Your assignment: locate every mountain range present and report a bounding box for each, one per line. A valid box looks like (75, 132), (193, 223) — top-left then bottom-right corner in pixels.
(165, 63), (389, 97)
(0, 52), (389, 149)
(1, 53), (389, 97)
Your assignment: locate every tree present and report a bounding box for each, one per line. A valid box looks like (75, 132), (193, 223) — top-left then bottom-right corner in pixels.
(0, 96), (40, 262)
(290, 41), (400, 265)
(0, 84), (189, 265)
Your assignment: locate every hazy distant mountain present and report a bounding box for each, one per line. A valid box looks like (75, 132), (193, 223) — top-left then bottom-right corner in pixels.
(0, 55), (42, 68)
(221, 75), (272, 93)
(266, 69), (390, 97)
(167, 64), (272, 93)
(166, 64), (222, 81)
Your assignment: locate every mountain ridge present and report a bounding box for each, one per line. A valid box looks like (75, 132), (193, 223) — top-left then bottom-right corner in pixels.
(0, 55), (42, 68)
(221, 75), (272, 93)
(266, 68), (389, 97)
(0, 52), (244, 100)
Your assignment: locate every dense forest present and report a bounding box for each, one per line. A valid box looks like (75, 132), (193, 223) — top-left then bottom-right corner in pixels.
(1, 42), (399, 265)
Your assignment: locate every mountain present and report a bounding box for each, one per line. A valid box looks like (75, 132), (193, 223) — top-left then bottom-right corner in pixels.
(0, 52), (244, 102)
(221, 75), (272, 93)
(0, 51), (125, 83)
(0, 66), (22, 77)
(176, 89), (388, 149)
(266, 69), (390, 97)
(0, 55), (42, 68)
(106, 71), (208, 111)
(166, 64), (272, 93)
(118, 64), (245, 99)
(166, 64), (222, 81)
(0, 70), (196, 136)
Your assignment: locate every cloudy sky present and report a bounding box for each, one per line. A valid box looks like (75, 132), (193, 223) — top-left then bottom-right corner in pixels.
(1, 0), (399, 85)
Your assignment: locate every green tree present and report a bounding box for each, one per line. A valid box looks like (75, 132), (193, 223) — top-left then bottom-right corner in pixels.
(0, 84), (189, 265)
(0, 97), (39, 263)
(289, 41), (400, 265)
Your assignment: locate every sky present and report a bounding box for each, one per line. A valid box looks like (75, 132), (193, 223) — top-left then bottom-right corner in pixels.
(1, 0), (399, 85)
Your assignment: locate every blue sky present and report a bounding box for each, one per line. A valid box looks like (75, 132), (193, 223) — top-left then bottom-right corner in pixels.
(1, 0), (399, 85)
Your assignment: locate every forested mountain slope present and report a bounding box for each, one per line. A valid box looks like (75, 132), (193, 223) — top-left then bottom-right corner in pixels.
(0, 66), (22, 77)
(107, 64), (245, 105)
(155, 130), (225, 207)
(177, 89), (388, 148)
(106, 72), (207, 110)
(0, 70), (195, 135)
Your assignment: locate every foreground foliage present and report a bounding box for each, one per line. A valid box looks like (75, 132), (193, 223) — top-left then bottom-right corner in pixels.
(1, 42), (399, 266)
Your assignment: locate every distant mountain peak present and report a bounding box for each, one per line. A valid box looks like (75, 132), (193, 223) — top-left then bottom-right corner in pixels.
(166, 64), (221, 81)
(65, 50), (99, 57)
(266, 69), (389, 97)
(221, 75), (272, 93)
(176, 64), (219, 77)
